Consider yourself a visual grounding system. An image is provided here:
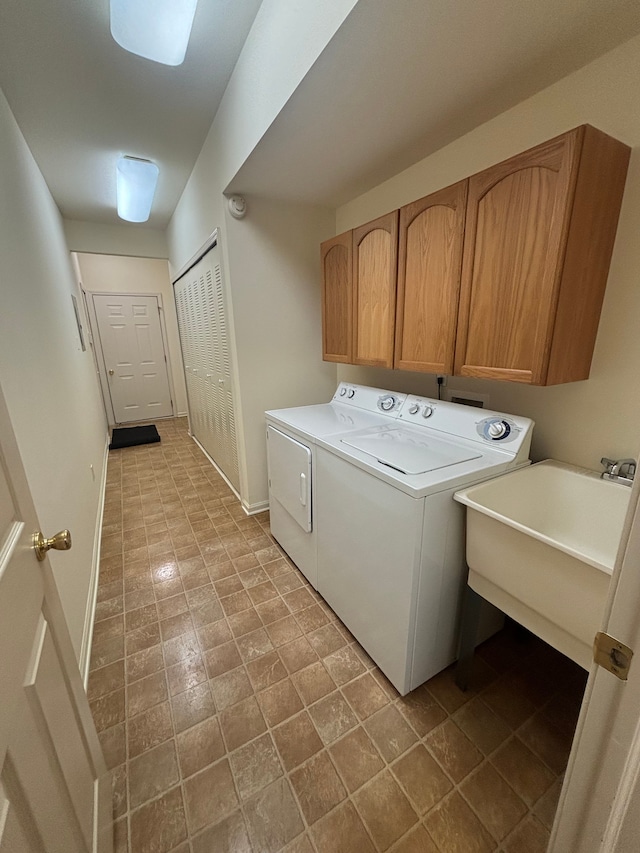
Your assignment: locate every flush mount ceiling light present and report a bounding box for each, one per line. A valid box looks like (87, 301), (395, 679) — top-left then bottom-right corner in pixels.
(110, 0), (199, 66)
(116, 156), (159, 222)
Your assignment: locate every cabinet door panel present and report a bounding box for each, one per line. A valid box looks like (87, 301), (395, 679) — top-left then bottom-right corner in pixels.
(395, 181), (467, 374)
(321, 233), (352, 363)
(455, 131), (580, 384)
(353, 211), (398, 367)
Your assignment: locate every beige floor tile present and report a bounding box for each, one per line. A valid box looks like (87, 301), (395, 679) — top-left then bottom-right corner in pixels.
(503, 814), (550, 853)
(452, 696), (512, 756)
(211, 666), (254, 710)
(290, 750), (347, 824)
(128, 739), (180, 809)
(397, 684), (447, 737)
(176, 715), (225, 778)
(330, 726), (384, 793)
(183, 759), (239, 834)
(425, 719), (484, 783)
(166, 652), (207, 696)
(364, 705), (418, 762)
(425, 791), (495, 853)
(308, 691), (358, 745)
(244, 778), (305, 853)
(341, 672), (390, 720)
(171, 681), (215, 733)
(130, 786), (188, 853)
(310, 800), (376, 853)
(352, 770), (418, 851)
(191, 810), (253, 853)
(292, 661), (336, 705)
(203, 641), (243, 679)
(460, 762), (527, 841)
(490, 736), (556, 807)
(392, 825), (439, 853)
(92, 422), (577, 853)
(272, 710), (323, 771)
(258, 678), (304, 727)
(391, 743), (453, 814)
(219, 695), (267, 751)
(229, 732), (283, 800)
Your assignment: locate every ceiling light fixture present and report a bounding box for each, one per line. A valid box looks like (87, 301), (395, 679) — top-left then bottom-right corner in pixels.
(116, 156), (159, 223)
(110, 0), (199, 66)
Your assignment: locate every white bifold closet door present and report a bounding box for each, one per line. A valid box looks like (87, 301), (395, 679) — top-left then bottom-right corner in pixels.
(174, 243), (240, 492)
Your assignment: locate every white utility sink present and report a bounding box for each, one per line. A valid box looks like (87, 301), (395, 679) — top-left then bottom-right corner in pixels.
(454, 460), (631, 670)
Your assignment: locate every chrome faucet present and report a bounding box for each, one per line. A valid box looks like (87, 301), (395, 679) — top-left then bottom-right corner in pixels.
(601, 457), (636, 485)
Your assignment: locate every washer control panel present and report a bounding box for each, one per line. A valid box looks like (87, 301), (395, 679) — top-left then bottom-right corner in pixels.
(477, 417), (518, 443)
(397, 395), (534, 461)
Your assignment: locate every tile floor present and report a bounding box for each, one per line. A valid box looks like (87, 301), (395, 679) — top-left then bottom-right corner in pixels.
(88, 417), (586, 853)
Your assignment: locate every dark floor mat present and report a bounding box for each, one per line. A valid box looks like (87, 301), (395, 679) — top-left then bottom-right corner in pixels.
(109, 424), (161, 450)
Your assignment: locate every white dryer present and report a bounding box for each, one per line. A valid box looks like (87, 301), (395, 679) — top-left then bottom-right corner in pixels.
(265, 384), (407, 588)
(315, 396), (534, 695)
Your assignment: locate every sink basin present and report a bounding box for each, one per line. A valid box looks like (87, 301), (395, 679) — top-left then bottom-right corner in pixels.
(454, 460), (631, 669)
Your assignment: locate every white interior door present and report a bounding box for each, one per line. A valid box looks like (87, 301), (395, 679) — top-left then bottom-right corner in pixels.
(0, 381), (111, 852)
(93, 294), (173, 424)
(551, 468), (640, 851)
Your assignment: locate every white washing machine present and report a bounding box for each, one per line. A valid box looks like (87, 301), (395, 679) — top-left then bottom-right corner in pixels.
(315, 396), (534, 695)
(265, 384), (407, 588)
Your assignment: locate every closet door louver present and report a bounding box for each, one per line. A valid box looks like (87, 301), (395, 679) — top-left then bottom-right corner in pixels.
(174, 243), (240, 491)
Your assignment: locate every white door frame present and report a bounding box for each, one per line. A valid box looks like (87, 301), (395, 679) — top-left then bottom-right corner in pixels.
(87, 291), (177, 426)
(551, 463), (640, 850)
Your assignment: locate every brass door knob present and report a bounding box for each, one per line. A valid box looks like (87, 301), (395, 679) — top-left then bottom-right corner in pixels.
(32, 529), (72, 561)
(108, 369), (115, 376)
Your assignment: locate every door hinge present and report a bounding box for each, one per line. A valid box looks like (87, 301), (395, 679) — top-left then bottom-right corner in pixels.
(593, 631), (634, 680)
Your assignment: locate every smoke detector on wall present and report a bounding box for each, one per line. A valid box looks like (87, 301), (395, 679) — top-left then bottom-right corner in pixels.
(228, 195), (247, 219)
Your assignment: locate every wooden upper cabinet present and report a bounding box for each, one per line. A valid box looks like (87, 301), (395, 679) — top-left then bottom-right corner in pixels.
(352, 211), (399, 368)
(395, 181), (468, 374)
(454, 125), (630, 385)
(321, 231), (353, 363)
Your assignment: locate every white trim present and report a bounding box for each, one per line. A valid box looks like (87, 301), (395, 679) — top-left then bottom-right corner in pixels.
(79, 433), (109, 687)
(171, 228), (218, 284)
(242, 498), (270, 517)
(177, 410), (188, 418)
(191, 434), (241, 503)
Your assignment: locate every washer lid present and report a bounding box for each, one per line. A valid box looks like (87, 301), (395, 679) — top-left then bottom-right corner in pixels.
(341, 427), (482, 475)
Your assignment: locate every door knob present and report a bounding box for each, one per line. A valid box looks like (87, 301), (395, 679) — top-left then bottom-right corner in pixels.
(32, 529), (72, 561)
(108, 369), (114, 376)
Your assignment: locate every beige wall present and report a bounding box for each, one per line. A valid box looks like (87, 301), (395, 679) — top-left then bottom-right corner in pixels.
(336, 34), (640, 472)
(76, 253), (188, 417)
(167, 2), (355, 508)
(65, 219), (168, 259)
(0, 88), (108, 666)
(224, 200), (336, 509)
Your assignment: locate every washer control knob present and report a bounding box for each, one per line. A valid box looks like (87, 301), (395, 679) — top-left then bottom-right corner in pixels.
(378, 394), (396, 412)
(347, 388), (356, 399)
(408, 403), (420, 415)
(422, 404), (434, 418)
(339, 387), (347, 396)
(488, 420), (508, 438)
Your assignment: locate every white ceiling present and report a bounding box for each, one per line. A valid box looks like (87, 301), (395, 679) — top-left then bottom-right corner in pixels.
(229, 0), (640, 206)
(0, 0), (262, 228)
(1, 0), (639, 231)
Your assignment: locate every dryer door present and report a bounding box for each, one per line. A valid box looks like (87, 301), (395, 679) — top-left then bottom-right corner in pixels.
(267, 426), (312, 532)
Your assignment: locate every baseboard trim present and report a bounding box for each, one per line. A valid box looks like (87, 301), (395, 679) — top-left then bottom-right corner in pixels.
(79, 433), (109, 688)
(242, 498), (269, 517)
(191, 435), (242, 504)
(177, 410), (188, 418)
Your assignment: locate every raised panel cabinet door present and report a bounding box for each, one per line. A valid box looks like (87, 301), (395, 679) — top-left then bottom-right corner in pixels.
(321, 231), (352, 363)
(353, 211), (399, 368)
(455, 129), (582, 384)
(395, 181), (468, 374)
